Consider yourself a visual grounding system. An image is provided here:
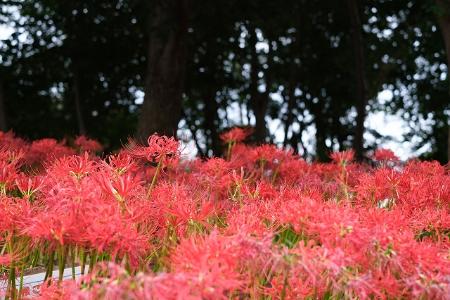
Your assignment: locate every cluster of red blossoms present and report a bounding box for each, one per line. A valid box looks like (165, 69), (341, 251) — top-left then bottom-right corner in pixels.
(0, 129), (449, 299)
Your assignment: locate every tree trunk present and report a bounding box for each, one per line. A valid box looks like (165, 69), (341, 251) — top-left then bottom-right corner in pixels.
(435, 0), (450, 162)
(283, 85), (296, 149)
(204, 88), (221, 156)
(311, 100), (329, 162)
(315, 120), (328, 162)
(249, 29), (270, 144)
(72, 72), (86, 135)
(136, 0), (189, 141)
(0, 79), (7, 132)
(347, 0), (367, 161)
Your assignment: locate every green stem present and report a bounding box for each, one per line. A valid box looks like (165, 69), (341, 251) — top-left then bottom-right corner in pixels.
(259, 160), (266, 180)
(0, 240), (7, 256)
(280, 268), (290, 300)
(226, 141), (235, 161)
(31, 249), (39, 268)
(8, 265), (16, 300)
(80, 248), (86, 275)
(44, 250), (55, 283)
(71, 247), (76, 280)
(147, 159), (162, 197)
(88, 251), (97, 274)
(58, 245), (66, 282)
(18, 266), (24, 299)
(7, 237), (15, 300)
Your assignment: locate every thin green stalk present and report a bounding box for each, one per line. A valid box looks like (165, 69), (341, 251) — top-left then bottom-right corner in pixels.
(58, 245), (67, 282)
(339, 163), (350, 202)
(259, 160), (266, 180)
(115, 253), (121, 264)
(7, 237), (15, 300)
(88, 251), (97, 274)
(124, 254), (131, 273)
(18, 266), (24, 299)
(226, 141), (235, 161)
(44, 250), (55, 283)
(280, 268), (290, 300)
(0, 240), (7, 256)
(71, 247), (76, 280)
(8, 265), (16, 300)
(31, 249), (40, 268)
(147, 159), (162, 197)
(80, 248), (86, 275)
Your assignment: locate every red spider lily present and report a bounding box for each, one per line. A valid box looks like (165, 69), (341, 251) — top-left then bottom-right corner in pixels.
(225, 204), (273, 238)
(0, 133), (447, 299)
(36, 279), (83, 300)
(95, 170), (143, 203)
(373, 148), (399, 162)
(0, 254), (13, 266)
(44, 153), (98, 184)
(128, 134), (179, 164)
(84, 207), (150, 268)
(0, 196), (34, 234)
(170, 231), (267, 296)
(74, 135), (103, 153)
(106, 152), (137, 175)
(0, 160), (19, 194)
(220, 127), (252, 144)
(330, 149), (355, 165)
(15, 173), (45, 199)
(28, 138), (75, 164)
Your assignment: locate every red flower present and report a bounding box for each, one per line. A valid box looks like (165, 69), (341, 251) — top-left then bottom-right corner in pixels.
(128, 134), (179, 164)
(330, 149), (355, 164)
(0, 254), (13, 266)
(74, 135), (103, 153)
(220, 127), (252, 143)
(373, 148), (399, 162)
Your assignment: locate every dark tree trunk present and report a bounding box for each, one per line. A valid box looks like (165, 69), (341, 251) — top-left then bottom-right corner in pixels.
(72, 72), (86, 135)
(0, 79), (7, 132)
(136, 0), (189, 140)
(204, 88), (221, 156)
(283, 84), (296, 149)
(311, 100), (329, 162)
(436, 0), (450, 162)
(347, 0), (367, 161)
(249, 29), (270, 144)
(315, 121), (328, 162)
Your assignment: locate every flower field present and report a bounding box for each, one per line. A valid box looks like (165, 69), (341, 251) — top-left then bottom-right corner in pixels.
(0, 129), (449, 299)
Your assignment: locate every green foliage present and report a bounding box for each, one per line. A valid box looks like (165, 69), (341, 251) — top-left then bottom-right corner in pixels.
(273, 226), (303, 249)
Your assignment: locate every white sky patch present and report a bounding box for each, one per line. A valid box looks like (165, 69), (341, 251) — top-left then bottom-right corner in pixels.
(0, 26), (14, 40)
(377, 89), (393, 105)
(267, 117), (284, 143)
(226, 101), (243, 127)
(365, 111), (412, 160)
(177, 87), (425, 160)
(132, 89), (144, 105)
(364, 89), (433, 161)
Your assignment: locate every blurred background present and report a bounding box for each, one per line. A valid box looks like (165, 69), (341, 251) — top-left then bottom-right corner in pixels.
(0, 0), (449, 162)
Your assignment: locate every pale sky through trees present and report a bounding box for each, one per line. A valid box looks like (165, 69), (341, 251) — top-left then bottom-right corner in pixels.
(2, 1), (444, 162)
(0, 24), (426, 160)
